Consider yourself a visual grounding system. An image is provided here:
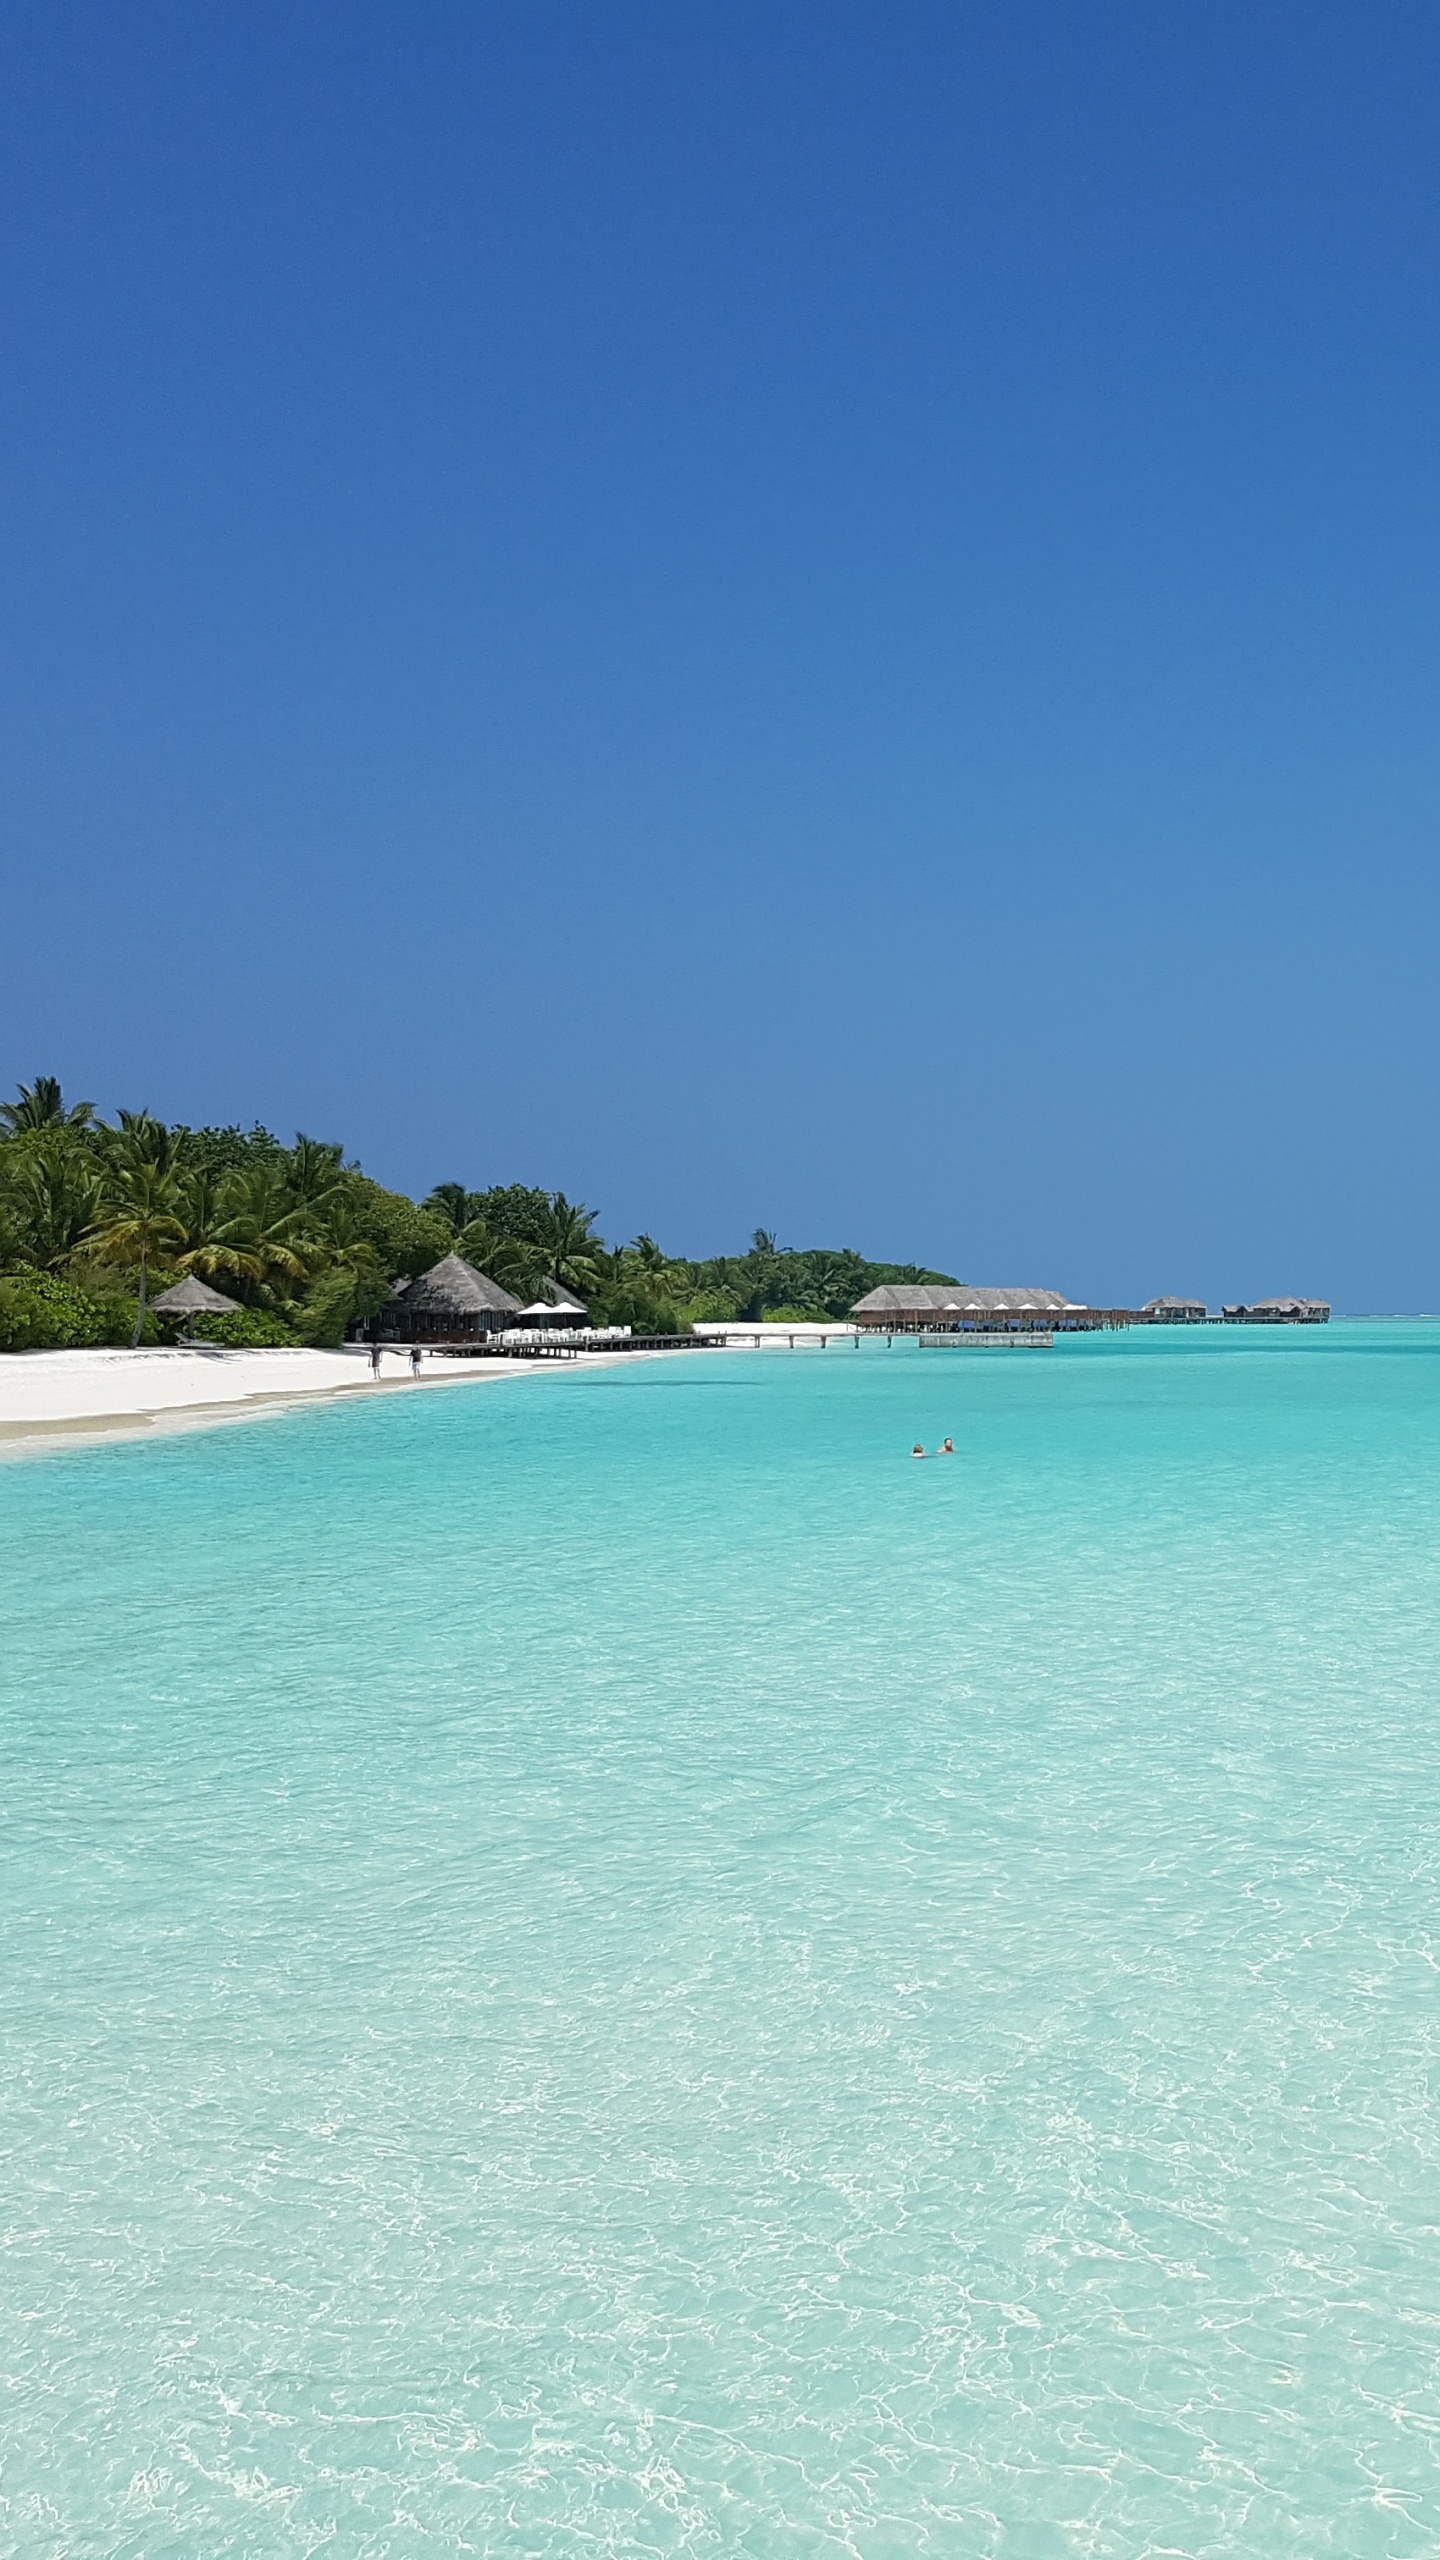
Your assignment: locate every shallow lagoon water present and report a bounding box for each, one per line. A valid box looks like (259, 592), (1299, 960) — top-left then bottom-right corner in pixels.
(4, 1325), (1440, 2556)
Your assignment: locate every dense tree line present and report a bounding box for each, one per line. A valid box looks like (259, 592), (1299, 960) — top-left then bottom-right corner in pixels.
(0, 1076), (955, 1350)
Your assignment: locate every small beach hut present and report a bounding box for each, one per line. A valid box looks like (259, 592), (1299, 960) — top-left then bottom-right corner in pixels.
(151, 1274), (241, 1323)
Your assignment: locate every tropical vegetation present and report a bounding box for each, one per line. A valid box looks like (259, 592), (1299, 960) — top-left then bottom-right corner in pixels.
(0, 1075), (956, 1350)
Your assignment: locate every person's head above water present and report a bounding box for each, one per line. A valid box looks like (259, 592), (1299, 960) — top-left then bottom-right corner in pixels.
(912, 1444), (925, 1457)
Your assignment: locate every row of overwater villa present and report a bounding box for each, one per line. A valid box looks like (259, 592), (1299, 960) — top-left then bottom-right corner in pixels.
(849, 1287), (1330, 1332)
(362, 1258), (1329, 1357)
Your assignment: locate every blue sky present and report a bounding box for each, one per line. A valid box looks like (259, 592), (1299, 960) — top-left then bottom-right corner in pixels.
(3, 2), (1438, 1307)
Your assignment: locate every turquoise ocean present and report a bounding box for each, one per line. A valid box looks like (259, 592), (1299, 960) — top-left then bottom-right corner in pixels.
(5, 1324), (1440, 2557)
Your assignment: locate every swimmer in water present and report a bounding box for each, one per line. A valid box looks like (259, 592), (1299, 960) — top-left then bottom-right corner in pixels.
(911, 1443), (926, 1458)
(939, 1437), (954, 1454)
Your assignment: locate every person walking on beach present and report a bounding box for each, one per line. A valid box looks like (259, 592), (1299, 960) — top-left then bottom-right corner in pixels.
(370, 1341), (382, 1381)
(410, 1345), (422, 1380)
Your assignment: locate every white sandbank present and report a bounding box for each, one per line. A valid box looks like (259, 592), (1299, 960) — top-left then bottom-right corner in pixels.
(0, 1341), (639, 1454)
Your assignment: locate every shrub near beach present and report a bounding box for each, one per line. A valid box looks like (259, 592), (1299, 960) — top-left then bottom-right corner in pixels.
(0, 1269), (116, 1352)
(0, 1075), (957, 1350)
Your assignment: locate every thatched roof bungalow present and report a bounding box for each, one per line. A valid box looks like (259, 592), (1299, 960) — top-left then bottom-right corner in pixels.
(381, 1254), (523, 1340)
(1223, 1296), (1330, 1324)
(1141, 1296), (1208, 1323)
(852, 1285), (1074, 1333)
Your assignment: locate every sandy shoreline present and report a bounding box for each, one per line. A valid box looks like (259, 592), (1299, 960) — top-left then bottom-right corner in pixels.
(0, 1341), (644, 1457)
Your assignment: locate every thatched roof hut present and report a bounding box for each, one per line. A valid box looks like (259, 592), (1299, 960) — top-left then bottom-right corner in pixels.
(383, 1254), (523, 1338)
(1223, 1296), (1330, 1324)
(852, 1284), (1072, 1330)
(1142, 1296), (1208, 1322)
(152, 1275), (241, 1317)
(852, 1284), (964, 1323)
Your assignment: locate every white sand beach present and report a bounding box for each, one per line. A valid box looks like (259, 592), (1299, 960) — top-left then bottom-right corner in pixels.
(0, 1341), (638, 1452)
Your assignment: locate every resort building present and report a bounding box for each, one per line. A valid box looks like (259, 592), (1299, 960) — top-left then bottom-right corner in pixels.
(376, 1259), (593, 1343)
(379, 1253), (523, 1342)
(1222, 1297), (1331, 1323)
(852, 1285), (1075, 1333)
(1141, 1296), (1208, 1322)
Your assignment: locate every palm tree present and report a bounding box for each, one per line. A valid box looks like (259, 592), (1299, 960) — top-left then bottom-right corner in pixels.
(804, 1253), (854, 1319)
(534, 1194), (602, 1295)
(290, 1195), (389, 1342)
(0, 1075), (96, 1132)
(171, 1166), (232, 1282)
(616, 1234), (687, 1312)
(8, 1140), (102, 1269)
(88, 1160), (186, 1344)
(106, 1109), (181, 1171)
(733, 1228), (783, 1320)
(286, 1134), (348, 1215)
(204, 1165), (314, 1300)
(424, 1182), (470, 1234)
(454, 1215), (542, 1299)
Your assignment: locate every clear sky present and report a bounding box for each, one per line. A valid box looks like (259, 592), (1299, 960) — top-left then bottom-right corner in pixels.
(3, 3), (1438, 1308)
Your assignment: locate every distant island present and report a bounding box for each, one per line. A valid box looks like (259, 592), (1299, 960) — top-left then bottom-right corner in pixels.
(0, 1077), (957, 1352)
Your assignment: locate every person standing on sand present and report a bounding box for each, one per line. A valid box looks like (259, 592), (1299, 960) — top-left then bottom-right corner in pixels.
(370, 1342), (382, 1380)
(410, 1346), (422, 1380)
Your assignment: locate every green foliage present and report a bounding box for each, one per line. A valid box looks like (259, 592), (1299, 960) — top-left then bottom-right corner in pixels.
(86, 1131), (187, 1342)
(1, 1138), (102, 1269)
(293, 1253), (390, 1346)
(531, 1193), (601, 1292)
(665, 1242), (959, 1322)
(452, 1217), (542, 1298)
(182, 1307), (297, 1348)
(596, 1278), (685, 1335)
(173, 1123), (287, 1179)
(0, 1074), (958, 1350)
(674, 1286), (742, 1324)
(66, 1258), (160, 1342)
(0, 1076), (95, 1133)
(423, 1182), (469, 1234)
(0, 1268), (115, 1350)
(285, 1134), (350, 1211)
(462, 1185), (555, 1247)
(193, 1162), (312, 1298)
(293, 1274), (358, 1346)
(343, 1182), (451, 1278)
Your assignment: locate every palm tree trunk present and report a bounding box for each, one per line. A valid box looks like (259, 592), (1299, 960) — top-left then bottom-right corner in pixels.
(131, 1247), (147, 1348)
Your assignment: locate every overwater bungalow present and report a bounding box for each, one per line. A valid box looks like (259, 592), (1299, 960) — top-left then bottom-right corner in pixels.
(1222, 1297), (1330, 1324)
(852, 1285), (1074, 1333)
(1141, 1296), (1208, 1322)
